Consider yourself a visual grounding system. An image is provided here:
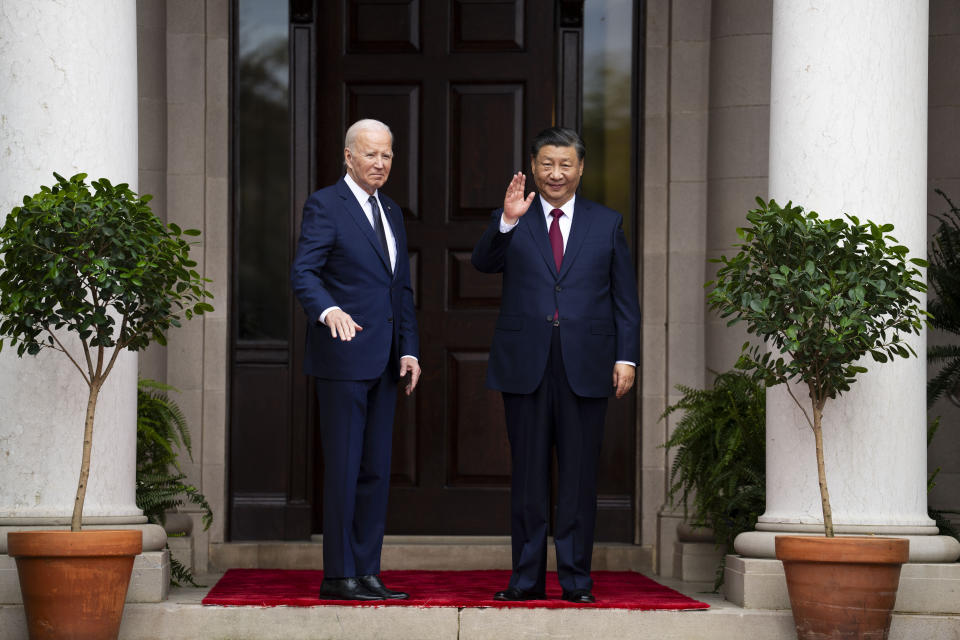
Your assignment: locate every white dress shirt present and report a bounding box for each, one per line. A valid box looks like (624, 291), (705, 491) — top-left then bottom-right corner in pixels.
(318, 175), (417, 362)
(344, 172), (397, 270)
(499, 195), (634, 368)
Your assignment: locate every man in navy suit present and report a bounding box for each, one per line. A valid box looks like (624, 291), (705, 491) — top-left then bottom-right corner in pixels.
(291, 119), (420, 601)
(472, 127), (641, 604)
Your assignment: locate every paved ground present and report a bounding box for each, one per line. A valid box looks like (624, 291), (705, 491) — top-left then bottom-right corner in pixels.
(3, 573), (958, 639)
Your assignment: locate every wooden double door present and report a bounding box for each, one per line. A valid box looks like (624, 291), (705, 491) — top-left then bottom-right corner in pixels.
(230, 0), (636, 542)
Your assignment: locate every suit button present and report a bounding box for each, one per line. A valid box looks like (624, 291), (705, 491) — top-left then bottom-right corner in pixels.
(555, 285), (562, 292)
(387, 317), (393, 323)
(545, 314), (553, 322)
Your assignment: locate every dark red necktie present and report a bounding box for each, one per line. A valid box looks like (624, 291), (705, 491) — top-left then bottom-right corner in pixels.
(550, 209), (563, 321)
(549, 208), (564, 270)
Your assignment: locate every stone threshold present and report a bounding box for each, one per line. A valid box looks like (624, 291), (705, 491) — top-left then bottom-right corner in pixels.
(211, 537), (655, 574)
(2, 575), (957, 640)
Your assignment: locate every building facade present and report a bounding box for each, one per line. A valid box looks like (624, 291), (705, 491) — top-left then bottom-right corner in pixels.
(2, 0), (959, 594)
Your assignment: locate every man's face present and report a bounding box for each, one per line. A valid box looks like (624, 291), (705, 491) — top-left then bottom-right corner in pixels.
(344, 129), (393, 194)
(531, 144), (584, 208)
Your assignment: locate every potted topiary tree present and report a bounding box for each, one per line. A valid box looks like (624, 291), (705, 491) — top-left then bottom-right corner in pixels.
(707, 198), (927, 640)
(0, 173), (212, 640)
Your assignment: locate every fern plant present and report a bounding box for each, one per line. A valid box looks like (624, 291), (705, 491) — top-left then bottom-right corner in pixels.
(928, 189), (960, 409)
(662, 369), (766, 588)
(136, 378), (213, 586)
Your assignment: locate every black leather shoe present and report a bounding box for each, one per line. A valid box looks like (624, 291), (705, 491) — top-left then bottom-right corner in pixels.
(561, 589), (595, 604)
(318, 577), (383, 600)
(358, 574), (409, 599)
(493, 587), (546, 601)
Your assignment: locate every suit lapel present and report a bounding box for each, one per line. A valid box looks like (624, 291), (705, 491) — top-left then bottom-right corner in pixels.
(557, 196), (592, 280)
(336, 178), (392, 274)
(522, 198), (559, 277)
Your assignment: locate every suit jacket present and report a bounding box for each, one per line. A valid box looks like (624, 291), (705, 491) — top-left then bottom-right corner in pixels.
(472, 196), (641, 398)
(291, 177), (419, 380)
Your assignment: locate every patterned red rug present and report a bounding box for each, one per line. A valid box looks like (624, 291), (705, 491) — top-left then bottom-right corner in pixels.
(202, 569), (709, 610)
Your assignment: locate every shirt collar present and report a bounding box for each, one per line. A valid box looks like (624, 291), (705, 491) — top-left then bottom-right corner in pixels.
(344, 172), (378, 208)
(540, 194), (575, 221)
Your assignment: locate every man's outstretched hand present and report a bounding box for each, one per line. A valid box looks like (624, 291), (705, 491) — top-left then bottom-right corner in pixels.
(324, 309), (362, 341)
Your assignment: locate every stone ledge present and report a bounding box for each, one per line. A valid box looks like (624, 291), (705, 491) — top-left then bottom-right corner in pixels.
(1, 587), (956, 640)
(0, 550), (170, 604)
(674, 541), (725, 583)
(723, 554), (960, 615)
(210, 538), (654, 574)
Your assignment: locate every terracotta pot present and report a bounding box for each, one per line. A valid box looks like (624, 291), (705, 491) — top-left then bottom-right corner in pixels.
(8, 529), (142, 640)
(775, 535), (908, 640)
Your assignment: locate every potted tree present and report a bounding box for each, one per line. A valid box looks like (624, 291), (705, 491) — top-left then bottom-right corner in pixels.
(0, 173), (212, 639)
(707, 198), (927, 639)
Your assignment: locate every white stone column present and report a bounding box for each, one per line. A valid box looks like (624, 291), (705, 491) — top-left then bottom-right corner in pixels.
(726, 0), (960, 611)
(0, 0), (167, 602)
(726, 1), (960, 609)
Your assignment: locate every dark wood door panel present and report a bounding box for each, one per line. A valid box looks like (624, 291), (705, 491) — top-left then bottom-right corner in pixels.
(452, 0), (525, 51)
(232, 0), (638, 543)
(346, 84), (422, 216)
(346, 0), (422, 53)
(446, 350), (512, 485)
(450, 83), (525, 219)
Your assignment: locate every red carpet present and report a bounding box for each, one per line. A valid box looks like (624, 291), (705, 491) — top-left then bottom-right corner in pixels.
(202, 569), (709, 610)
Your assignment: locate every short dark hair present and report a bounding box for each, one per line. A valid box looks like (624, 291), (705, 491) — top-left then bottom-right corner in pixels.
(530, 127), (585, 160)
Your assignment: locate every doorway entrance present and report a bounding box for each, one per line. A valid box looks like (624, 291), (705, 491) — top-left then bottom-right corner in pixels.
(229, 0), (640, 543)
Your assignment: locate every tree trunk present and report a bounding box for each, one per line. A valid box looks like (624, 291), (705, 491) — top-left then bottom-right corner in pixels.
(811, 402), (833, 537)
(71, 379), (102, 532)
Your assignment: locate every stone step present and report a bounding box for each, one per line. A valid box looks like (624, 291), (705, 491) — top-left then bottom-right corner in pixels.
(2, 577), (957, 640)
(210, 537), (655, 574)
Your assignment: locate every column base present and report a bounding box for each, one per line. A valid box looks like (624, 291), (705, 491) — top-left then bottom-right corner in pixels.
(0, 523), (170, 603)
(0, 549), (170, 604)
(735, 530), (960, 563)
(674, 541), (725, 583)
(656, 509), (684, 578)
(724, 553), (960, 614)
(673, 523), (725, 583)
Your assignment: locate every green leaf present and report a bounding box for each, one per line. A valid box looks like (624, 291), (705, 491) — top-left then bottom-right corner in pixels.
(0, 172), (213, 369)
(708, 197), (924, 417)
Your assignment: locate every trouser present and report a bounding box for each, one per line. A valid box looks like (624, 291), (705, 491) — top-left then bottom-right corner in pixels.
(314, 367), (397, 578)
(502, 327), (608, 593)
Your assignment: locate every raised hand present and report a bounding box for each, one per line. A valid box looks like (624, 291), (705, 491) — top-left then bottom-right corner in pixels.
(503, 172), (536, 224)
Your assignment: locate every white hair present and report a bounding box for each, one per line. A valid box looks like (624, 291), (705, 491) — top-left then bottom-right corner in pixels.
(344, 119), (393, 151)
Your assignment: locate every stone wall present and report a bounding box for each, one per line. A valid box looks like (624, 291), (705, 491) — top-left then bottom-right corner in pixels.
(927, 0), (960, 528)
(136, 0), (229, 573)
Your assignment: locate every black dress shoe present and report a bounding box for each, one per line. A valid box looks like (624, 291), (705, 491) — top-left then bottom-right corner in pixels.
(561, 589), (595, 604)
(493, 587), (546, 601)
(318, 577), (383, 600)
(358, 574), (409, 599)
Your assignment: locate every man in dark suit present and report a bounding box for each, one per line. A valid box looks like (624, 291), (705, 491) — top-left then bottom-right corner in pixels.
(291, 119), (420, 601)
(472, 127), (641, 604)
